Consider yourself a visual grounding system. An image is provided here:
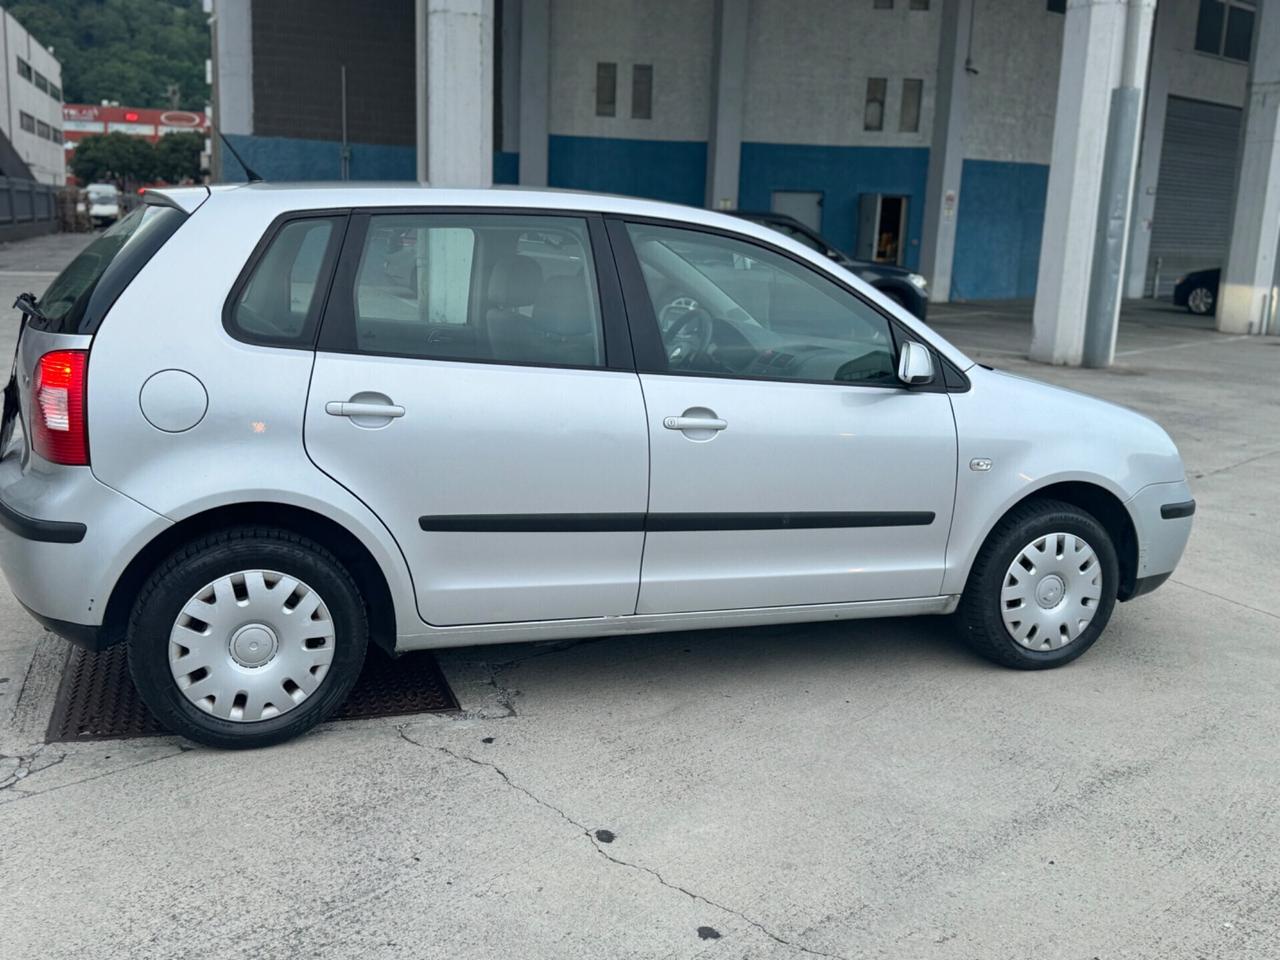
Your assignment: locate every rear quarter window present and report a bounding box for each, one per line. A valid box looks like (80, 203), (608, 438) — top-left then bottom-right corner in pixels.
(226, 214), (346, 347)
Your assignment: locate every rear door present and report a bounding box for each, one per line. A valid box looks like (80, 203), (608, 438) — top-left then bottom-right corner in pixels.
(303, 210), (649, 626)
(610, 218), (957, 614)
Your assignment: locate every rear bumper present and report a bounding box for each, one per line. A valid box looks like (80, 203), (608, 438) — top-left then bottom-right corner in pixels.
(1121, 479), (1195, 600)
(0, 453), (170, 641)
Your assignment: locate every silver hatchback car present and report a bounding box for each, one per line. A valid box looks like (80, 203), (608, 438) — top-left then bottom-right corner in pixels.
(0, 184), (1194, 748)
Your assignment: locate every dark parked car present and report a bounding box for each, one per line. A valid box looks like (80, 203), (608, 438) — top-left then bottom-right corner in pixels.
(731, 211), (929, 320)
(1173, 268), (1219, 316)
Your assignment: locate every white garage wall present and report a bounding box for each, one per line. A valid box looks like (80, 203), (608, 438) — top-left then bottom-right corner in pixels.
(741, 0), (939, 147)
(548, 0), (715, 140)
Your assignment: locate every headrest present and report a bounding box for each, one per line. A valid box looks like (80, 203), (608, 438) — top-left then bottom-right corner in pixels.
(487, 255), (542, 308)
(532, 275), (594, 336)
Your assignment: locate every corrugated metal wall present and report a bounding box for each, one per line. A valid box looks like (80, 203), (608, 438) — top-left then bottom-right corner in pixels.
(1147, 95), (1242, 297)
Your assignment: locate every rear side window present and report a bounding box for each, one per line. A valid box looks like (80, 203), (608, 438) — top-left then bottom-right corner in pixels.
(228, 215), (345, 346)
(35, 203), (187, 335)
(325, 213), (605, 368)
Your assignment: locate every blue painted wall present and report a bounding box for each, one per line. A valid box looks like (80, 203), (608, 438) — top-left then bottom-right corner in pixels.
(548, 135), (707, 207)
(222, 134), (522, 186)
(737, 143), (930, 271)
(951, 159), (1049, 300)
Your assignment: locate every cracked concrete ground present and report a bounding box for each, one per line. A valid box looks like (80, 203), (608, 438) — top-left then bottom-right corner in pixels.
(1, 235), (1279, 959)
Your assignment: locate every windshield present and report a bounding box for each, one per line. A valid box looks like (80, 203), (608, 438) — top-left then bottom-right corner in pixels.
(36, 204), (187, 334)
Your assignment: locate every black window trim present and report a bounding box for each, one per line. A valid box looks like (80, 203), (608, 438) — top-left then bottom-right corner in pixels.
(605, 213), (963, 394)
(221, 208), (351, 350)
(313, 206), (635, 374)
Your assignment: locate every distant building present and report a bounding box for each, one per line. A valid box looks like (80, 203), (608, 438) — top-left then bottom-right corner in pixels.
(62, 104), (209, 153)
(0, 7), (64, 185)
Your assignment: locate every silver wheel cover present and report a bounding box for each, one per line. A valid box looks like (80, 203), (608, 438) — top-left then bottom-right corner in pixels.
(1000, 532), (1103, 651)
(168, 570), (336, 722)
(1188, 286), (1213, 314)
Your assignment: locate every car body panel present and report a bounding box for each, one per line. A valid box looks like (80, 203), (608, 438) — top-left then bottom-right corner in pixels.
(0, 183), (1192, 657)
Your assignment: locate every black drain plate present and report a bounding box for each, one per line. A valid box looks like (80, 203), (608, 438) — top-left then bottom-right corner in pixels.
(46, 643), (459, 742)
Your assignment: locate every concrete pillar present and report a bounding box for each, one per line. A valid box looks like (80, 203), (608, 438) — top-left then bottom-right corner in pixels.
(415, 0), (494, 187)
(517, 0), (549, 186)
(705, 0), (749, 210)
(1218, 0), (1280, 335)
(1125, 0), (1176, 299)
(211, 0), (253, 181)
(918, 0), (973, 303)
(1030, 0), (1154, 367)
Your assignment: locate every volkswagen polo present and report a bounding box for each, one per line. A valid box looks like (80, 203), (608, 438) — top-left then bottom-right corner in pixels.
(0, 184), (1195, 748)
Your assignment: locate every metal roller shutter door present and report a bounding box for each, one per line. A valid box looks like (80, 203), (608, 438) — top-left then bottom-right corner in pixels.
(1147, 96), (1242, 297)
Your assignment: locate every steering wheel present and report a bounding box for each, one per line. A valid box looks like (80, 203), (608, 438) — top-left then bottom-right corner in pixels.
(659, 301), (714, 368)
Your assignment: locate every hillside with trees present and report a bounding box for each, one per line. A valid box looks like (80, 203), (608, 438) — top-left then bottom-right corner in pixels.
(9, 0), (209, 110)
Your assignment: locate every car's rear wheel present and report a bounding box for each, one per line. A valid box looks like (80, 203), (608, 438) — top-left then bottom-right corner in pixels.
(956, 499), (1118, 669)
(128, 527), (368, 749)
(1186, 285), (1215, 315)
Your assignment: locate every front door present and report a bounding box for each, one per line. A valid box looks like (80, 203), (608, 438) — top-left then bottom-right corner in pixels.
(305, 211), (649, 626)
(612, 219), (956, 614)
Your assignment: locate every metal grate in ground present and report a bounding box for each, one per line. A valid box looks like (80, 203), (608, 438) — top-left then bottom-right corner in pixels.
(46, 643), (459, 742)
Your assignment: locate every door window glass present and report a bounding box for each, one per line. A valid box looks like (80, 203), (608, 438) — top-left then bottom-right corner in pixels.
(349, 214), (605, 367)
(625, 222), (897, 385)
(231, 217), (338, 343)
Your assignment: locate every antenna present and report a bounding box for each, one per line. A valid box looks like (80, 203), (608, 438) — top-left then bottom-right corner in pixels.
(212, 124), (263, 183)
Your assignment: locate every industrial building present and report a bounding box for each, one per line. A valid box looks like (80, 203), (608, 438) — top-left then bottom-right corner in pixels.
(210, 0), (1280, 365)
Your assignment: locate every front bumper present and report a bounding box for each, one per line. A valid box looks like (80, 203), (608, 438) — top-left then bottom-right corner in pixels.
(1122, 479), (1195, 599)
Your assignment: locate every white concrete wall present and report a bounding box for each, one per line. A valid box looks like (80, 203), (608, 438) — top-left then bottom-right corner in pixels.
(741, 0), (939, 147)
(0, 10), (64, 184)
(548, 0), (714, 140)
(1161, 0), (1247, 106)
(963, 0), (1063, 165)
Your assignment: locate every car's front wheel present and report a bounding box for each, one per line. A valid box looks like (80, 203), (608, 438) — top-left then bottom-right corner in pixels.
(956, 499), (1119, 669)
(128, 527), (368, 749)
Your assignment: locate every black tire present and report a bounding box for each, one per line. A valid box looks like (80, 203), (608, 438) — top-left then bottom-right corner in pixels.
(956, 499), (1118, 669)
(127, 527), (368, 749)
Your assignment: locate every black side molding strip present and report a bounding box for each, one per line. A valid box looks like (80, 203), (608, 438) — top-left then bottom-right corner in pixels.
(419, 512), (935, 533)
(0, 498), (87, 543)
(1160, 500), (1196, 520)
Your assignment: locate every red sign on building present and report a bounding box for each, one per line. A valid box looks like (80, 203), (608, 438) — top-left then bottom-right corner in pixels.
(62, 104), (208, 150)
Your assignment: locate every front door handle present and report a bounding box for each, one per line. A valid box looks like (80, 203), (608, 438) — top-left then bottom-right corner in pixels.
(663, 416), (727, 431)
(325, 401), (406, 419)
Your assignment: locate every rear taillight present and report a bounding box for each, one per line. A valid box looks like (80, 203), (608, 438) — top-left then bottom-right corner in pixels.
(31, 350), (89, 465)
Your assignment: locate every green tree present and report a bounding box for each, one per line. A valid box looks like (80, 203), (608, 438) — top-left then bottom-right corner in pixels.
(152, 130), (204, 182)
(70, 131), (157, 184)
(9, 0), (210, 110)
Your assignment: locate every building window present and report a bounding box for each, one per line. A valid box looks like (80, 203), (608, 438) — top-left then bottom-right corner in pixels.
(631, 64), (653, 120)
(874, 0), (893, 8)
(19, 111), (34, 133)
(864, 77), (887, 131)
(1195, 0), (1255, 61)
(36, 120), (50, 140)
(50, 84), (60, 101)
(1047, 0), (1066, 12)
(16, 58), (31, 81)
(34, 71), (48, 94)
(909, 0), (930, 8)
(595, 62), (617, 117)
(51, 128), (62, 143)
(900, 78), (922, 132)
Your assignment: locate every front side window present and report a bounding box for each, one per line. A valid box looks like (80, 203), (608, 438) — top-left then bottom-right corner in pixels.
(345, 214), (604, 368)
(624, 223), (897, 385)
(231, 217), (340, 344)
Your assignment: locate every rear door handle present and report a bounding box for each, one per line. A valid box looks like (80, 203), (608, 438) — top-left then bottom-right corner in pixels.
(663, 416), (727, 431)
(325, 401), (405, 419)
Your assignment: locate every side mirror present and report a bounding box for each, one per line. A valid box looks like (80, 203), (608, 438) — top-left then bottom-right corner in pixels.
(897, 341), (935, 386)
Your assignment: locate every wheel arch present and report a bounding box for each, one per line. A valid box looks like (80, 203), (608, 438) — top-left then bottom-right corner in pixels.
(959, 480), (1140, 601)
(100, 502), (400, 654)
